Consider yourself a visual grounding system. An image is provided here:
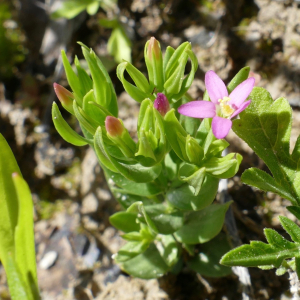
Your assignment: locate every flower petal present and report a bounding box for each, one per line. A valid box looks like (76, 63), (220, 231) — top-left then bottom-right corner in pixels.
(230, 100), (251, 119)
(205, 70), (228, 104)
(178, 101), (216, 118)
(228, 77), (255, 108)
(212, 116), (232, 139)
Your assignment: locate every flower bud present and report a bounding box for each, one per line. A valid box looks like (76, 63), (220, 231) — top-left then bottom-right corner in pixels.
(53, 83), (74, 114)
(105, 116), (136, 157)
(154, 93), (170, 116)
(105, 116), (124, 137)
(145, 37), (163, 91)
(147, 37), (161, 61)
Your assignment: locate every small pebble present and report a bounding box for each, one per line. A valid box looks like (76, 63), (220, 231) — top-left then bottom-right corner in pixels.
(39, 251), (58, 270)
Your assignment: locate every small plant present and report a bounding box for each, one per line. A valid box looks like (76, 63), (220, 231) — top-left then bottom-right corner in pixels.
(52, 37), (251, 279)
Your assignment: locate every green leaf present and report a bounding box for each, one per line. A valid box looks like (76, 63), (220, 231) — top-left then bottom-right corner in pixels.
(114, 240), (150, 263)
(279, 216), (300, 243)
(172, 48), (198, 100)
(86, 1), (100, 15)
(52, 102), (90, 146)
(165, 42), (190, 79)
(164, 109), (188, 161)
(73, 101), (98, 135)
(157, 234), (180, 266)
(232, 87), (300, 204)
(6, 254), (33, 300)
(204, 153), (243, 179)
(82, 90), (107, 126)
(185, 136), (204, 166)
(174, 202), (232, 244)
(109, 211), (140, 233)
(287, 206), (300, 221)
(221, 217), (300, 268)
(121, 61), (150, 93)
(117, 62), (152, 102)
(242, 168), (297, 204)
(166, 176), (219, 211)
(0, 136), (38, 299)
(108, 26), (132, 63)
(144, 204), (184, 234)
(164, 50), (188, 96)
(74, 56), (93, 95)
(104, 168), (162, 197)
(227, 66), (250, 93)
(163, 46), (175, 72)
(178, 165), (206, 196)
(121, 243), (170, 279)
(61, 50), (83, 102)
(51, 0), (92, 19)
(13, 174), (39, 299)
(0, 134), (20, 266)
(81, 44), (118, 117)
(188, 233), (232, 277)
(94, 127), (162, 183)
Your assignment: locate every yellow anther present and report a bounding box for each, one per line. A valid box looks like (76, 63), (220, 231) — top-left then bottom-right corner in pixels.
(218, 97), (235, 118)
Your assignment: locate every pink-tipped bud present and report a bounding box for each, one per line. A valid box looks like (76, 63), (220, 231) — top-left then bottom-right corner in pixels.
(105, 116), (124, 137)
(154, 93), (170, 116)
(147, 37), (161, 61)
(53, 83), (74, 106)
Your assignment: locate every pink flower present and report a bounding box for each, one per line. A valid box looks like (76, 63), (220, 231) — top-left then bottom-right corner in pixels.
(178, 71), (255, 139)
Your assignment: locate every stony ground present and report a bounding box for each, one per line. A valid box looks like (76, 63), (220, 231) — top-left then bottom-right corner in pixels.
(1, 0), (300, 299)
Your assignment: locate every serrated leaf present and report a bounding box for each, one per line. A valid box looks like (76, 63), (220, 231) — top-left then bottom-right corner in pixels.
(221, 218), (300, 268)
(232, 87), (300, 204)
(287, 206), (300, 221)
(279, 216), (300, 243)
(241, 168), (296, 204)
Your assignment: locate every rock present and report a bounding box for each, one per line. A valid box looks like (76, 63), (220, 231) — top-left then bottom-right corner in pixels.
(80, 148), (100, 196)
(81, 192), (99, 214)
(39, 251), (58, 270)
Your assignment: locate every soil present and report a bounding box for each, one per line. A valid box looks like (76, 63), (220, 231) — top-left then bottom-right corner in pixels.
(1, 0), (300, 299)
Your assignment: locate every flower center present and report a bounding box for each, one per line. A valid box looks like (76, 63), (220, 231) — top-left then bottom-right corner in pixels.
(218, 96), (235, 118)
